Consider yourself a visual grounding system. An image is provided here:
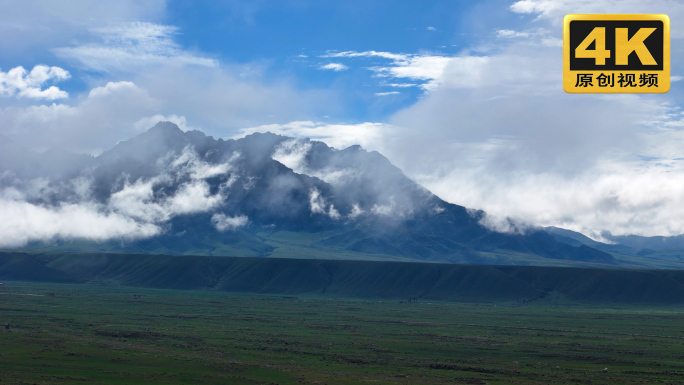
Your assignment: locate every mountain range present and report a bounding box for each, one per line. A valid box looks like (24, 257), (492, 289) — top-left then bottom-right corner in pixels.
(3, 121), (684, 269)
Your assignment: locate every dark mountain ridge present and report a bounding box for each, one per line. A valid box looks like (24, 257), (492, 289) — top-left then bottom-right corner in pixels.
(2, 250), (684, 304)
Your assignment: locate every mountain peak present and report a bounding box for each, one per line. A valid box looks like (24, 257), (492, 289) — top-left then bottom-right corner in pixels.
(96, 121), (192, 165)
(343, 144), (363, 152)
(149, 121), (183, 135)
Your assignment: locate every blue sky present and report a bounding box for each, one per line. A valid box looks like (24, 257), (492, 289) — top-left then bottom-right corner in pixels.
(0, 1), (522, 122)
(2, 0), (684, 238)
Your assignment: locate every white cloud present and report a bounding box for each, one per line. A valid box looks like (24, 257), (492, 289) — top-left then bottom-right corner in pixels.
(309, 187), (326, 214)
(0, 1), (166, 52)
(495, 28), (551, 40)
(211, 213), (248, 231)
(497, 29), (531, 38)
(319, 2), (681, 95)
(237, 121), (396, 153)
(310, 168), (360, 186)
(134, 64), (335, 135)
(0, 197), (161, 248)
(0, 146), (239, 247)
(510, 0), (684, 37)
(171, 145), (236, 180)
(384, 83), (418, 88)
(271, 138), (361, 186)
(322, 50), (491, 91)
(349, 203), (364, 219)
(0, 65), (70, 100)
(375, 91), (400, 96)
(134, 114), (196, 132)
(509, 0), (564, 18)
(372, 53), (454, 90)
(427, 26), (436, 31)
(106, 146), (234, 223)
(319, 63), (348, 71)
(54, 22), (217, 72)
(420, 156), (684, 237)
(329, 49), (556, 92)
(168, 181), (224, 215)
(388, 68), (672, 233)
(371, 200), (395, 216)
(1, 65), (333, 155)
(323, 50), (407, 61)
(1, 5), (331, 149)
(353, 0), (684, 238)
(0, 81), (158, 153)
(494, 27), (563, 48)
(328, 205), (341, 220)
(308, 188), (340, 219)
(271, 139), (312, 172)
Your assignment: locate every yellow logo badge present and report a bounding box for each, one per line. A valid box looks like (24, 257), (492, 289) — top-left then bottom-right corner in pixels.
(563, 14), (670, 93)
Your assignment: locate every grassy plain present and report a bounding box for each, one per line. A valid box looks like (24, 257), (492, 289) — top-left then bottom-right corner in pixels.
(2, 281), (684, 384)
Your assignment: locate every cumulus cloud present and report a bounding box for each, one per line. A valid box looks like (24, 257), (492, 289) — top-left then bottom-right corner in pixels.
(0, 65), (70, 100)
(319, 63), (348, 71)
(54, 22), (217, 72)
(211, 213), (248, 231)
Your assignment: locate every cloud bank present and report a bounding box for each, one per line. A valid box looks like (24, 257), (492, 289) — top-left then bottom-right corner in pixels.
(0, 146), (242, 247)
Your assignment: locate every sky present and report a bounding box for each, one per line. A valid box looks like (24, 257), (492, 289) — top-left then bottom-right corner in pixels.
(1, 0), (684, 239)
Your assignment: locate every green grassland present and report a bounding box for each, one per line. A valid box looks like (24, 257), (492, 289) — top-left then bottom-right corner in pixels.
(2, 281), (684, 384)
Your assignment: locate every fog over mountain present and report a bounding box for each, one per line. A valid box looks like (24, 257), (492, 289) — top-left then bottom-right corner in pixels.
(0, 121), (623, 266)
